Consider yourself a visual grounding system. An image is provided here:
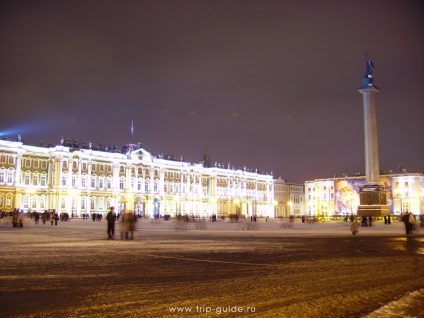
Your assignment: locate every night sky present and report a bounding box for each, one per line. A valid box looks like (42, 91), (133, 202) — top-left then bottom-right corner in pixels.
(1, 0), (423, 183)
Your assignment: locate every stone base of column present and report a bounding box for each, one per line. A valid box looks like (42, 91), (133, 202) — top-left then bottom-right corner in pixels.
(357, 184), (390, 217)
(357, 204), (390, 217)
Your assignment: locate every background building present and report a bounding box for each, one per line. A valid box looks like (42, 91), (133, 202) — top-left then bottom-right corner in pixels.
(273, 177), (304, 217)
(0, 139), (275, 218)
(305, 172), (424, 216)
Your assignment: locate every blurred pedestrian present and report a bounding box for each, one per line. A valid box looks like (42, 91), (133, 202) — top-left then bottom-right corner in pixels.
(409, 212), (416, 234)
(402, 212), (411, 234)
(350, 218), (360, 235)
(12, 209), (19, 228)
(120, 212), (128, 240)
(128, 212), (135, 240)
(18, 210), (24, 228)
(34, 212), (40, 225)
(42, 210), (47, 225)
(106, 207), (116, 239)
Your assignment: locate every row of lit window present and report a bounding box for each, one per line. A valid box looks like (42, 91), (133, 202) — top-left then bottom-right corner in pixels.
(0, 169), (14, 184)
(0, 155), (15, 165)
(21, 158), (48, 169)
(307, 193), (335, 201)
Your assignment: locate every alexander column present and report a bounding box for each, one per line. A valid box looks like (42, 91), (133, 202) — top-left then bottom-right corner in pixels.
(357, 56), (389, 217)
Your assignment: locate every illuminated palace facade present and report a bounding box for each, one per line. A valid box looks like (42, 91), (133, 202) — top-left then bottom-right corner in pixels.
(305, 172), (424, 217)
(0, 139), (275, 218)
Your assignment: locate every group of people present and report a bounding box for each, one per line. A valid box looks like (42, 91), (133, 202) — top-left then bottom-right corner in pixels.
(350, 212), (420, 235)
(9, 209), (59, 227)
(106, 207), (136, 240)
(11, 209), (25, 227)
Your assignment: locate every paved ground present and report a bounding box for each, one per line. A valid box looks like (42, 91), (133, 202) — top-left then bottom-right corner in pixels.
(0, 217), (423, 318)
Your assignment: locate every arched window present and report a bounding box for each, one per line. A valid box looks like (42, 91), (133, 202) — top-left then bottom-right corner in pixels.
(31, 195), (37, 209)
(81, 174), (87, 188)
(99, 175), (105, 189)
(23, 195), (30, 209)
(6, 194), (13, 208)
(98, 197), (105, 211)
(40, 195), (46, 209)
(80, 197), (86, 210)
(91, 175), (96, 188)
(25, 172), (31, 185)
(91, 197), (96, 210)
(32, 172), (39, 186)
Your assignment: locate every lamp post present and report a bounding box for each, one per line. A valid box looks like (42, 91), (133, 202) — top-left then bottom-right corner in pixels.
(233, 198), (240, 216)
(287, 200), (293, 216)
(209, 197), (217, 220)
(175, 195), (180, 218)
(273, 200), (278, 218)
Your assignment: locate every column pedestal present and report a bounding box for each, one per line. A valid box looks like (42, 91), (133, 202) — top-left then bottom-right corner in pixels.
(357, 184), (390, 217)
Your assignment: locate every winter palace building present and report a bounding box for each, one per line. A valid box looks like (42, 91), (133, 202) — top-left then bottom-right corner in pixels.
(0, 139), (276, 218)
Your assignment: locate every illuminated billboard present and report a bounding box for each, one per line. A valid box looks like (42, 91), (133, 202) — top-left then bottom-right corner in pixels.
(335, 177), (393, 214)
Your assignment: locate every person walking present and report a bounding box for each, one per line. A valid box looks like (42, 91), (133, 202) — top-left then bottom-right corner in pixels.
(106, 207), (116, 239)
(408, 212), (416, 234)
(127, 212), (135, 240)
(402, 211), (411, 234)
(12, 209), (19, 228)
(18, 210), (24, 228)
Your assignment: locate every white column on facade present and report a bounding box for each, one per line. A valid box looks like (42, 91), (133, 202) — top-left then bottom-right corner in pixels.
(14, 155), (22, 186)
(47, 158), (54, 187)
(77, 159), (82, 187)
(149, 168), (154, 193)
(125, 165), (131, 190)
(67, 159), (72, 188)
(112, 163), (119, 191)
(159, 168), (165, 195)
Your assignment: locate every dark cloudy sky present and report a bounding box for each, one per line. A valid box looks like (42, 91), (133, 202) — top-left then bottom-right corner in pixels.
(1, 0), (423, 183)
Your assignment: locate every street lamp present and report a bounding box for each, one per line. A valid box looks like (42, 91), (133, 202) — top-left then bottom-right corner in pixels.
(233, 198), (240, 216)
(174, 195), (180, 217)
(287, 200), (293, 216)
(209, 197), (217, 220)
(273, 200), (278, 218)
